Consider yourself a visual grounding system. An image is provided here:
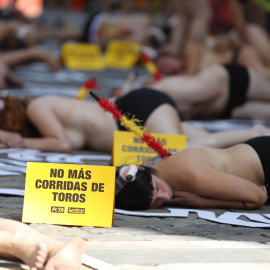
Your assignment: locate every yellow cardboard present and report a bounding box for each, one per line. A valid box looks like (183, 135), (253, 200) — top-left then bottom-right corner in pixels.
(61, 42), (105, 70)
(105, 40), (141, 69)
(22, 163), (115, 227)
(112, 131), (186, 166)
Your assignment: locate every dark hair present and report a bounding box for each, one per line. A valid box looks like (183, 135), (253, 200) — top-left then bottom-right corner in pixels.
(0, 96), (40, 137)
(115, 165), (155, 210)
(0, 35), (26, 50)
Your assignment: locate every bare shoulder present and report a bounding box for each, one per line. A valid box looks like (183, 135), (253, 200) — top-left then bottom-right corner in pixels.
(155, 147), (209, 175)
(154, 148), (211, 190)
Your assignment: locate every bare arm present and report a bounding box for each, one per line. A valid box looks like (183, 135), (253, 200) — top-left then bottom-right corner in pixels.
(182, 41), (204, 75)
(188, 166), (267, 208)
(24, 101), (72, 153)
(0, 130), (25, 148)
(0, 47), (60, 71)
(178, 0), (211, 74)
(230, 0), (249, 43)
(166, 189), (266, 209)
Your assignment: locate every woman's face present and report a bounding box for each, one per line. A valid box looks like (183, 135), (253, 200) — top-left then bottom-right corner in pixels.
(149, 174), (173, 209)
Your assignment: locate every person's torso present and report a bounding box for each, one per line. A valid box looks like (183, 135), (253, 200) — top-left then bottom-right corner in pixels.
(154, 144), (264, 191)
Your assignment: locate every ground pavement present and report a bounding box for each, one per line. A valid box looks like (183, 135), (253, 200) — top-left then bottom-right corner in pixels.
(0, 44), (270, 269)
(1, 149), (270, 270)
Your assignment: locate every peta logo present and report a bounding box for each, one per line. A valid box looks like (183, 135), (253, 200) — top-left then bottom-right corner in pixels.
(51, 206), (65, 213)
(68, 207), (85, 214)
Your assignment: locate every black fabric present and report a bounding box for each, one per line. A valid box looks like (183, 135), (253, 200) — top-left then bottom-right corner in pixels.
(221, 64), (249, 118)
(114, 88), (180, 130)
(80, 10), (101, 42)
(244, 136), (270, 204)
(0, 9), (12, 20)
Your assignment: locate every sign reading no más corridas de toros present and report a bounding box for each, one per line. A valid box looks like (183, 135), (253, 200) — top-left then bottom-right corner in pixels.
(22, 162), (115, 227)
(112, 131), (186, 166)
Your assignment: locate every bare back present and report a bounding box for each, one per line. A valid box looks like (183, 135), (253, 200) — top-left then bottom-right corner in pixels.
(150, 65), (230, 119)
(154, 143), (265, 191)
(27, 96), (118, 151)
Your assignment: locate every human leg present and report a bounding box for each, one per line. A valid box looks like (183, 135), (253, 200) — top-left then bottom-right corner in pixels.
(237, 45), (270, 80)
(182, 121), (270, 148)
(0, 219), (85, 270)
(44, 237), (85, 270)
(232, 101), (270, 120)
(0, 219), (47, 270)
(246, 23), (270, 67)
(246, 68), (270, 101)
(145, 103), (184, 134)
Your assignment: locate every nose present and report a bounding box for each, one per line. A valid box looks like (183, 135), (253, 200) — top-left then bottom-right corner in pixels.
(158, 189), (171, 202)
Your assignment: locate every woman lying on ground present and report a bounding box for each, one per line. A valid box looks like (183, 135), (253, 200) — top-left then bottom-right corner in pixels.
(115, 136), (270, 210)
(0, 218), (85, 270)
(154, 42), (270, 80)
(0, 88), (270, 152)
(150, 63), (270, 121)
(0, 11), (153, 50)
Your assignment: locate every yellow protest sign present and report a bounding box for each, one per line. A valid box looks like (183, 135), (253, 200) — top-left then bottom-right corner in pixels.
(22, 163), (115, 227)
(112, 131), (186, 166)
(105, 40), (141, 69)
(61, 42), (105, 70)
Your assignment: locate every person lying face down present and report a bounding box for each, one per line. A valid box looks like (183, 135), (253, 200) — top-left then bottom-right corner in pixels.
(150, 62), (270, 121)
(115, 136), (270, 211)
(1, 88), (270, 152)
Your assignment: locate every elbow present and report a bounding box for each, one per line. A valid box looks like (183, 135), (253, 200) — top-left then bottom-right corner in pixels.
(248, 196), (266, 209)
(246, 202), (261, 210)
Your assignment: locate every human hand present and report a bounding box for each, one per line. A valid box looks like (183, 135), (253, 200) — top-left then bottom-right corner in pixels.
(165, 190), (204, 208)
(0, 130), (25, 148)
(31, 48), (61, 71)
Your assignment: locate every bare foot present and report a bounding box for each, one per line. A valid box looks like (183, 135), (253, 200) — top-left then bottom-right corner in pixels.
(12, 230), (48, 270)
(44, 237), (85, 270)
